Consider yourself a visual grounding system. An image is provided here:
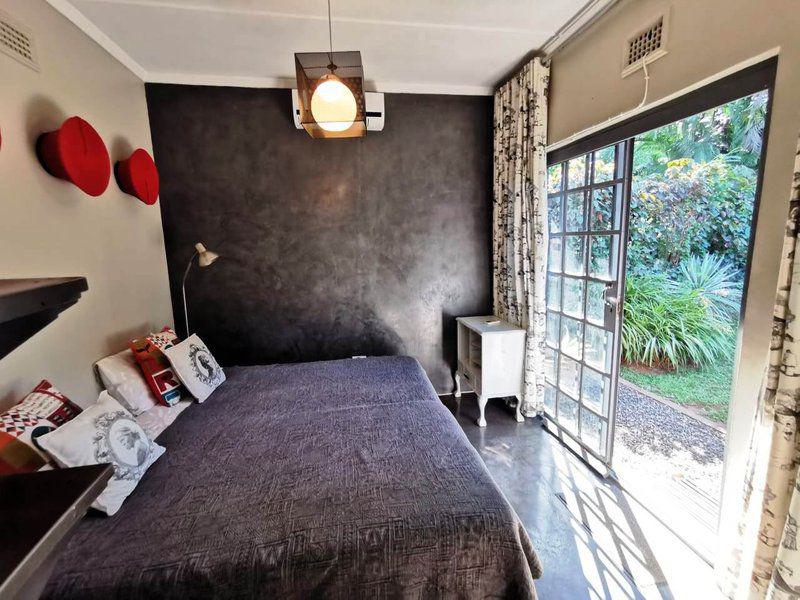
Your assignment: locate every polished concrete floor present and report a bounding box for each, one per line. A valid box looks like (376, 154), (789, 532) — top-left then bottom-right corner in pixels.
(441, 393), (722, 600)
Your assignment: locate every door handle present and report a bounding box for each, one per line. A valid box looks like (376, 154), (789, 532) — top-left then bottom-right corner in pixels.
(603, 282), (620, 310)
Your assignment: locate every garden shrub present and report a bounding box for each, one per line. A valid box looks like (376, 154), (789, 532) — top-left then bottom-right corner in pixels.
(627, 157), (755, 274)
(616, 93), (762, 379)
(622, 272), (734, 369)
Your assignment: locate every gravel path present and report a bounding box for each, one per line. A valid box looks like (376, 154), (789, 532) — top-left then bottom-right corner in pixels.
(615, 381), (725, 464)
(614, 379), (724, 513)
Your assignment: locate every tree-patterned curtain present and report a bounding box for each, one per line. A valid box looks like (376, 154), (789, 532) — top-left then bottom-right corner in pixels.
(492, 57), (549, 415)
(717, 137), (800, 599)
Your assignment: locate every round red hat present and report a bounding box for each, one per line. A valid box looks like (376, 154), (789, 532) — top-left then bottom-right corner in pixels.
(36, 116), (110, 197)
(115, 148), (159, 205)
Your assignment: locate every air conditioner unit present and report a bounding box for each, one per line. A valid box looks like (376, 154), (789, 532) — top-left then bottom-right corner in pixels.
(292, 89), (385, 132)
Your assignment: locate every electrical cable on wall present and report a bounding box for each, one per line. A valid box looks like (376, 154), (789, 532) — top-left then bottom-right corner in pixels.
(637, 60), (651, 109)
(549, 60), (653, 151)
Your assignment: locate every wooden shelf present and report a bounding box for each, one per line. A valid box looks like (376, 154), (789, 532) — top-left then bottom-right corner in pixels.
(0, 277), (88, 360)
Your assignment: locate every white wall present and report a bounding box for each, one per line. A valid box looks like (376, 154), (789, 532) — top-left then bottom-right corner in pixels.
(0, 0), (173, 408)
(548, 0), (800, 550)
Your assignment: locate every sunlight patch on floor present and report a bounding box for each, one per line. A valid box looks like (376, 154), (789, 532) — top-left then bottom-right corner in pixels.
(551, 439), (723, 599)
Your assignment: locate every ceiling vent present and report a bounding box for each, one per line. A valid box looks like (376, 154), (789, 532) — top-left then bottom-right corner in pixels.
(621, 14), (668, 78)
(0, 9), (39, 72)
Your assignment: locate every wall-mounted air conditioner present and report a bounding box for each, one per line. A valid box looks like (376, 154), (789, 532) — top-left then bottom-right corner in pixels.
(292, 90), (385, 132)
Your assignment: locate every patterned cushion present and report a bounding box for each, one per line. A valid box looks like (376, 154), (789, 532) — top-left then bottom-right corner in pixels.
(0, 380), (81, 475)
(37, 392), (165, 515)
(164, 334), (225, 402)
(16, 380), (81, 425)
(129, 328), (185, 407)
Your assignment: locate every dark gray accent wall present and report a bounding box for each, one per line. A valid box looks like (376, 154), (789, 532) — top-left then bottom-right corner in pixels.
(145, 85), (492, 392)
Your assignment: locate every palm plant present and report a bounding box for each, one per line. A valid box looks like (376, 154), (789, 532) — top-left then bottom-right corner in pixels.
(633, 90), (767, 177)
(675, 254), (743, 320)
(622, 273), (734, 369)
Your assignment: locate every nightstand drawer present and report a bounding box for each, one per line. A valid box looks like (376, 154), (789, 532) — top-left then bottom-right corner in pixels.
(460, 364), (481, 394)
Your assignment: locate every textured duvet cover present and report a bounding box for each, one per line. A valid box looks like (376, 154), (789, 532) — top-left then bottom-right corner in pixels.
(43, 356), (541, 599)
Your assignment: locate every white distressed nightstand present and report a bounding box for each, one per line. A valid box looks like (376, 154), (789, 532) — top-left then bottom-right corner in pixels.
(454, 316), (526, 427)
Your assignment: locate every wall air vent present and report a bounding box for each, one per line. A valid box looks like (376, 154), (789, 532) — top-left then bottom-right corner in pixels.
(621, 14), (668, 78)
(0, 9), (39, 72)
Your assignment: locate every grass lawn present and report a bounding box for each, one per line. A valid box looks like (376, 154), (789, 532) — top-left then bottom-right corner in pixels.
(620, 356), (734, 424)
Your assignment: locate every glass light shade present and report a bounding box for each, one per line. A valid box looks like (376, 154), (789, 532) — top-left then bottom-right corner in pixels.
(295, 51), (365, 139)
(311, 75), (357, 132)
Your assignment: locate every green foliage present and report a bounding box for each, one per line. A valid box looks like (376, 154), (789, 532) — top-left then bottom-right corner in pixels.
(633, 91), (767, 177)
(676, 254), (743, 320)
(622, 273), (735, 369)
(626, 91), (764, 275)
(627, 157), (756, 272)
(615, 93), (764, 419)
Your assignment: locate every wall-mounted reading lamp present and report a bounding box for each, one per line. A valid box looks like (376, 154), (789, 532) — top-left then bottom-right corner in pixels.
(181, 242), (219, 336)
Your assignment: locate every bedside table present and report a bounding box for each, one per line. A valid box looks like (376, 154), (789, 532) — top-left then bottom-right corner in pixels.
(454, 316), (526, 427)
(0, 464), (113, 600)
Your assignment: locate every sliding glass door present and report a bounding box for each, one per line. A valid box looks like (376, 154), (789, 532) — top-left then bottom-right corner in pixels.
(542, 140), (632, 467)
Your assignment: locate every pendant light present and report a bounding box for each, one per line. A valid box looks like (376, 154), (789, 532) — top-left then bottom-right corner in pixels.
(295, 0), (365, 138)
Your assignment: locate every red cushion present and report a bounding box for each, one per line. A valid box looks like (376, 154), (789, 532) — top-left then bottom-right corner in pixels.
(129, 328), (185, 406)
(36, 116), (110, 197)
(115, 149), (159, 205)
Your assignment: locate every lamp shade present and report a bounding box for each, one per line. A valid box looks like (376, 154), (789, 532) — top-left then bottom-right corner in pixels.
(311, 74), (357, 132)
(295, 51), (366, 139)
(195, 243), (219, 267)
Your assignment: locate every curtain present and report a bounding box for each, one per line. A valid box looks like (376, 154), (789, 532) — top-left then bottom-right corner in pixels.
(492, 57), (550, 415)
(718, 138), (800, 600)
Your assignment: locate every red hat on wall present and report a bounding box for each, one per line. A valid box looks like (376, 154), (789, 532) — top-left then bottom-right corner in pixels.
(115, 148), (159, 205)
(36, 116), (111, 196)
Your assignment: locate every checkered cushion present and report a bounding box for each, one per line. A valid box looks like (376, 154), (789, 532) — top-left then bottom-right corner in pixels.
(1, 409), (40, 436)
(0, 381), (81, 475)
(17, 380), (82, 426)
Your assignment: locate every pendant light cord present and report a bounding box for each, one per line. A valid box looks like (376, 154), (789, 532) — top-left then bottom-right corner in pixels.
(327, 0), (334, 61)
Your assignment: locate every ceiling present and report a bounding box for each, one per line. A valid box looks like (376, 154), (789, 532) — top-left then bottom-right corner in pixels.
(48, 0), (610, 94)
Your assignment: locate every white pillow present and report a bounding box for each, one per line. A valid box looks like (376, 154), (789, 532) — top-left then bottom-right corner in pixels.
(163, 334), (225, 402)
(135, 400), (191, 440)
(95, 349), (157, 415)
(38, 392), (165, 515)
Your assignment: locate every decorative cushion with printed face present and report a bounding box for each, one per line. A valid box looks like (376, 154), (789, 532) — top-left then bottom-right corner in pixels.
(37, 392), (165, 516)
(0, 380), (81, 475)
(129, 328), (185, 406)
(164, 334), (226, 403)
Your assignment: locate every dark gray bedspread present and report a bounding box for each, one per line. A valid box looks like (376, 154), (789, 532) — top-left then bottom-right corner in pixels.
(44, 357), (541, 599)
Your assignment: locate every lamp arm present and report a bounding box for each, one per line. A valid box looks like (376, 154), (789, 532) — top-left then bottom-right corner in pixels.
(181, 250), (198, 337)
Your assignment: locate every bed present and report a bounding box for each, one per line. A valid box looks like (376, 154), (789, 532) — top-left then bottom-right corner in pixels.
(43, 356), (542, 598)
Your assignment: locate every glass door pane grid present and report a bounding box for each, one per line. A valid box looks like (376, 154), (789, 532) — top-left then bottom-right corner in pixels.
(602, 141), (633, 468)
(544, 141), (628, 462)
(560, 176), (625, 195)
